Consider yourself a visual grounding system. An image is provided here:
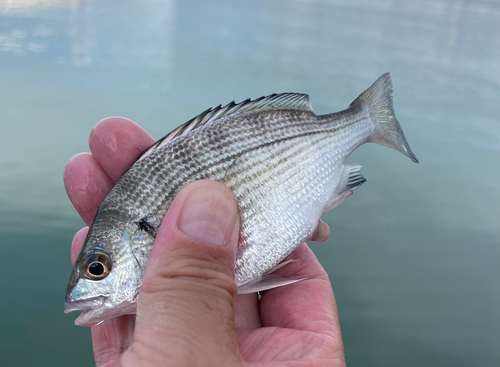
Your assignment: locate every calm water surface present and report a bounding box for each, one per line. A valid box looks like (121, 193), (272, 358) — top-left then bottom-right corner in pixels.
(0, 0), (499, 366)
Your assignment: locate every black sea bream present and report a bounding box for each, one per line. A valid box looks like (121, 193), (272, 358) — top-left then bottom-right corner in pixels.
(65, 73), (418, 326)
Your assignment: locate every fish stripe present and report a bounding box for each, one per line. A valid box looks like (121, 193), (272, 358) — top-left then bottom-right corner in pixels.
(136, 93), (314, 162)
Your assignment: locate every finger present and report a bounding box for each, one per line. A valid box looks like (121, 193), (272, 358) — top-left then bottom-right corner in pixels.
(121, 180), (244, 367)
(92, 315), (135, 367)
(64, 153), (113, 225)
(89, 117), (155, 183)
(65, 118), (155, 225)
(310, 220), (330, 243)
(234, 293), (262, 332)
(259, 243), (342, 339)
(71, 227), (89, 264)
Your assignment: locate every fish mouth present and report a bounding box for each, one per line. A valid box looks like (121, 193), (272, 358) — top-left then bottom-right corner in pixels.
(65, 297), (138, 327)
(74, 309), (104, 327)
(64, 296), (104, 314)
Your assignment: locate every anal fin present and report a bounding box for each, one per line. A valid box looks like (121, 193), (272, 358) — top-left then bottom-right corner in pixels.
(338, 165), (366, 193)
(237, 274), (307, 294)
(262, 259), (297, 276)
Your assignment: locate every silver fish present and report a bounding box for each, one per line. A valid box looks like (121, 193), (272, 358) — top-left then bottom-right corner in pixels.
(65, 73), (418, 326)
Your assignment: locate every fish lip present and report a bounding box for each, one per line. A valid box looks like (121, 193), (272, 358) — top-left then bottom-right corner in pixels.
(64, 296), (104, 314)
(72, 299), (138, 327)
(74, 309), (103, 327)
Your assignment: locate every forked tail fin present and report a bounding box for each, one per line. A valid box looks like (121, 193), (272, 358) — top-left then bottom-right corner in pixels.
(351, 73), (419, 163)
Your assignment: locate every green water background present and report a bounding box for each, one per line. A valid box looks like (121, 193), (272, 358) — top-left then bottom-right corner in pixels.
(0, 0), (499, 365)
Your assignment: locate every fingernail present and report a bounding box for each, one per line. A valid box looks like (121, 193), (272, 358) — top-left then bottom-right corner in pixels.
(179, 186), (237, 246)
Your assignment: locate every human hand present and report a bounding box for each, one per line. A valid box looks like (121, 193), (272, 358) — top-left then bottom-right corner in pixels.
(64, 117), (346, 366)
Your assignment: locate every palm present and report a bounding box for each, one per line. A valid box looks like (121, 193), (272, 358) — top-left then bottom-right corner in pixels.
(233, 244), (344, 366)
(239, 328), (336, 365)
(65, 117), (345, 367)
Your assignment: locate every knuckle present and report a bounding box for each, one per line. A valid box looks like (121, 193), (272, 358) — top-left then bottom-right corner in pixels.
(142, 257), (237, 299)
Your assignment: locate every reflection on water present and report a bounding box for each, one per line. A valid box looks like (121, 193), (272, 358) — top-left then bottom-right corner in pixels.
(0, 0), (498, 366)
(0, 0), (78, 9)
(0, 0), (175, 68)
(1, 0), (497, 75)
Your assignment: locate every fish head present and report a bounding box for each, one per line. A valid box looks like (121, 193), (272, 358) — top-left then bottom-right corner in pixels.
(65, 221), (154, 326)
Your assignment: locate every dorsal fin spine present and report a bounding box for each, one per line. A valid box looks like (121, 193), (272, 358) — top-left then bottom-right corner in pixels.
(137, 92), (314, 160)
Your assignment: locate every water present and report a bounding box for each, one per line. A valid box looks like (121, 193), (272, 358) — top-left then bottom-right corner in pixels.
(0, 0), (498, 366)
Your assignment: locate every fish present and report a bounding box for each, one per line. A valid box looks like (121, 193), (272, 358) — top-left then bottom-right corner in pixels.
(65, 73), (418, 326)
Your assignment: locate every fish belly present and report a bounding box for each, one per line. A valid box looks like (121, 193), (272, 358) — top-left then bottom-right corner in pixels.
(224, 133), (348, 286)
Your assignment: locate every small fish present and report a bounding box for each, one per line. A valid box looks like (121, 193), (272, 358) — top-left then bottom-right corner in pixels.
(65, 73), (418, 326)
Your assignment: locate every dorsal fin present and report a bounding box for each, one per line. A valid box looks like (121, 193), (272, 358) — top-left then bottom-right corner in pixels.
(137, 93), (313, 161)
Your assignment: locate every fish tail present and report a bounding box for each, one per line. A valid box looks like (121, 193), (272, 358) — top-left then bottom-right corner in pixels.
(351, 73), (419, 163)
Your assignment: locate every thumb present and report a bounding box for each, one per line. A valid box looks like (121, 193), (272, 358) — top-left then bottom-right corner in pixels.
(121, 180), (244, 367)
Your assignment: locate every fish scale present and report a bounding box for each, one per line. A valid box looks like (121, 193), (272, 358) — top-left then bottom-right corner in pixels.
(112, 111), (322, 222)
(65, 73), (418, 326)
(230, 133), (351, 283)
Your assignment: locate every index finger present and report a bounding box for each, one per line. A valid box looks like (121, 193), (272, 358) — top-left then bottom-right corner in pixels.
(89, 117), (155, 183)
(64, 117), (155, 225)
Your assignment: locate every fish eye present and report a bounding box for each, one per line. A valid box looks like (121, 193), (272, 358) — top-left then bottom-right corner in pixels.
(81, 251), (112, 280)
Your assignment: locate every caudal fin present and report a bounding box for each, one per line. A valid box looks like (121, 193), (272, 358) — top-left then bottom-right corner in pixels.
(351, 73), (419, 163)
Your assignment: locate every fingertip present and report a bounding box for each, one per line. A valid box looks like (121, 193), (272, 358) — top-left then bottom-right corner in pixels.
(177, 181), (239, 247)
(64, 152), (113, 225)
(89, 117), (155, 182)
(310, 220), (330, 243)
(140, 180), (241, 303)
(155, 180), (240, 253)
(172, 180), (236, 206)
(71, 227), (89, 264)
